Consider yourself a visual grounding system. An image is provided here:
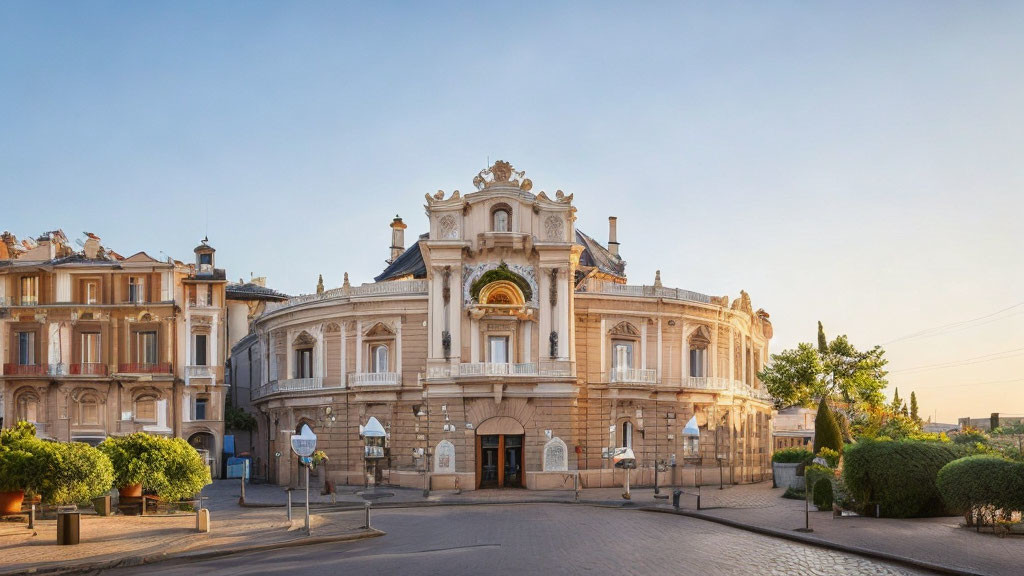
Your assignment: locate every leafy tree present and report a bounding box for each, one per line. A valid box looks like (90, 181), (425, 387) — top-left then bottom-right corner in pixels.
(225, 406), (257, 433)
(814, 397), (844, 455)
(759, 326), (888, 408)
(910, 391), (920, 423)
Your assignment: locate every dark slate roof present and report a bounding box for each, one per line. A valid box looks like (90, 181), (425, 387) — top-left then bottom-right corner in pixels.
(226, 282), (290, 301)
(576, 229), (626, 277)
(374, 235), (428, 282)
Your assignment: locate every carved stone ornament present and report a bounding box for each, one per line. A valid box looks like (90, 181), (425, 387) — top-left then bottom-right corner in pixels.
(439, 214), (459, 239)
(463, 262), (538, 307)
(442, 330), (451, 359)
(544, 214), (564, 242)
(442, 266), (451, 304)
(549, 268), (559, 306)
(473, 160), (531, 191)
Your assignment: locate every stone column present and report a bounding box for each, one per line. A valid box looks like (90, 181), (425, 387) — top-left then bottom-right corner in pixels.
(355, 321), (363, 375)
(681, 321), (689, 381)
(470, 318), (480, 363)
(396, 317), (403, 378)
(728, 326), (735, 382)
(656, 317), (663, 379)
(640, 320), (647, 369)
(557, 268), (569, 359)
(340, 322), (347, 387)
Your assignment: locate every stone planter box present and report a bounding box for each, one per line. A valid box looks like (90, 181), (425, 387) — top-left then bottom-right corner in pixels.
(773, 462), (804, 490)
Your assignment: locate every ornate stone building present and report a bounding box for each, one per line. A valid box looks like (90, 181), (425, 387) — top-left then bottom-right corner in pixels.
(240, 161), (774, 490)
(0, 230), (229, 475)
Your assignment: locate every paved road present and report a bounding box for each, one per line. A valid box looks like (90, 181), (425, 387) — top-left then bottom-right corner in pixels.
(110, 504), (934, 576)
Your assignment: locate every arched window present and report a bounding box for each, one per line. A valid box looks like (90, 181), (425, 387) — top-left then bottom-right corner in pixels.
(621, 421), (633, 449)
(135, 395), (157, 422)
(16, 392), (39, 423)
(689, 326), (711, 378)
(492, 207), (511, 232)
(372, 344), (389, 373)
(78, 394), (100, 426)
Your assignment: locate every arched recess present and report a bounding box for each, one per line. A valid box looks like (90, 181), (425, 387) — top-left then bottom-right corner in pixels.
(475, 416), (525, 436)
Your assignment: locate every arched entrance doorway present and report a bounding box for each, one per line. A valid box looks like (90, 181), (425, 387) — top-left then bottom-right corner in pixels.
(475, 417), (525, 488)
(188, 432), (216, 478)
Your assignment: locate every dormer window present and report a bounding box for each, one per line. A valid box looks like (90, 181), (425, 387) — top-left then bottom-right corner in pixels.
(491, 205), (512, 232)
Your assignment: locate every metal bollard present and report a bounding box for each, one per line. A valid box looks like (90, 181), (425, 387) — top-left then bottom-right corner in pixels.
(672, 489), (681, 509)
(28, 504), (35, 529)
(364, 502), (371, 529)
(287, 490), (292, 522)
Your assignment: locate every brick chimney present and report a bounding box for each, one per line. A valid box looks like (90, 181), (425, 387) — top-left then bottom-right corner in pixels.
(389, 215), (407, 264)
(608, 216), (620, 257)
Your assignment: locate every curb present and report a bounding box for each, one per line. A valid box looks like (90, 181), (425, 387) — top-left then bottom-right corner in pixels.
(640, 506), (986, 576)
(2, 527), (383, 576)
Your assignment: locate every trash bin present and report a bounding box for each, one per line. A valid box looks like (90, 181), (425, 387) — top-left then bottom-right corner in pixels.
(57, 512), (81, 545)
(672, 489), (682, 509)
(92, 495), (111, 516)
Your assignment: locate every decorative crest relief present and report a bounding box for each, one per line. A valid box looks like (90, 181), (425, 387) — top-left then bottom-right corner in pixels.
(473, 160), (532, 191)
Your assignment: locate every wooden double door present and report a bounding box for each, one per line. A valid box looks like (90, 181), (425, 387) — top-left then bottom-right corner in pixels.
(476, 434), (524, 488)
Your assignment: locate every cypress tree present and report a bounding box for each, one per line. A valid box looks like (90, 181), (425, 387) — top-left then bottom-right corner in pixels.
(890, 388), (901, 413)
(910, 391), (920, 423)
(814, 397), (844, 455)
(817, 321), (828, 354)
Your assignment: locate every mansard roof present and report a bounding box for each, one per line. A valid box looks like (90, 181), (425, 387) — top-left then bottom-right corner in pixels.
(576, 229), (626, 278)
(226, 282), (290, 301)
(374, 234), (427, 282)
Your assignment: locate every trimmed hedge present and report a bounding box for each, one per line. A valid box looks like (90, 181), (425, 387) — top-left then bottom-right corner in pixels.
(772, 448), (813, 464)
(814, 398), (843, 455)
(936, 455), (1024, 523)
(813, 477), (834, 510)
(842, 440), (963, 517)
(33, 441), (113, 505)
(100, 434), (211, 501)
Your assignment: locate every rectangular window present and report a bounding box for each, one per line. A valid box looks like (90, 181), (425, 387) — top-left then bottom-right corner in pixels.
(20, 276), (39, 306)
(82, 333), (101, 363)
(136, 331), (158, 365)
(199, 253), (212, 266)
(195, 397), (208, 420)
(295, 349), (312, 378)
(612, 340), (633, 370)
(18, 332), (36, 365)
(85, 281), (99, 304)
(128, 276), (145, 303)
(194, 334), (208, 366)
(689, 348), (705, 377)
(488, 336), (509, 364)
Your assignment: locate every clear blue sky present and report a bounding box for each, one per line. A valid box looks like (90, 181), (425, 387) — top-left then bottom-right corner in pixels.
(3, 1), (1022, 422)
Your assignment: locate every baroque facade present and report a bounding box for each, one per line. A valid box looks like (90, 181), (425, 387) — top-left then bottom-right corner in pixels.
(0, 230), (229, 476)
(235, 161), (774, 490)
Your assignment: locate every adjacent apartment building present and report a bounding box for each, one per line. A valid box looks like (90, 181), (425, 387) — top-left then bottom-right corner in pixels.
(233, 161), (775, 491)
(0, 230), (229, 475)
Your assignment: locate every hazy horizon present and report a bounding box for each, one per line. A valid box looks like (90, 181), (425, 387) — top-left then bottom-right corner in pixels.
(3, 1), (1021, 423)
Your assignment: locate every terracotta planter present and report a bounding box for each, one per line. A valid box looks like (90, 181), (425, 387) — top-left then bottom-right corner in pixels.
(0, 490), (25, 515)
(118, 483), (143, 498)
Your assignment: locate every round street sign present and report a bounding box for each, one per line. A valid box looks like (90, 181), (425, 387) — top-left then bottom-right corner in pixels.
(291, 424), (317, 458)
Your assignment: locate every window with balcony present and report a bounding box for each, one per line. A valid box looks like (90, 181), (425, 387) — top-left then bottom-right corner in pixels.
(194, 334), (208, 366)
(128, 276), (146, 303)
(17, 332), (36, 365)
(295, 348), (312, 378)
(488, 336), (509, 364)
(136, 331), (158, 365)
(20, 276), (39, 306)
(371, 344), (389, 373)
(612, 339), (634, 371)
(688, 326), (711, 378)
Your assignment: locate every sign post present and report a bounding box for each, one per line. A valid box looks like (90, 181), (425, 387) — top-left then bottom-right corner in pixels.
(290, 424), (317, 535)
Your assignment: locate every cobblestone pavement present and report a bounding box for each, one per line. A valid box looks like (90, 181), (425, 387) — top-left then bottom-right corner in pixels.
(108, 504), (933, 576)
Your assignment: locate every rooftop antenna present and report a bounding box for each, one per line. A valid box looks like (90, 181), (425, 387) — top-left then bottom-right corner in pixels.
(205, 198), (209, 240)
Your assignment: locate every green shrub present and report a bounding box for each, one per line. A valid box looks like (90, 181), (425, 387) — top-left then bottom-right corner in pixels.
(842, 439), (963, 517)
(817, 447), (841, 468)
(772, 448), (813, 464)
(33, 441), (113, 505)
(814, 398), (843, 455)
(936, 455), (1024, 525)
(954, 430), (989, 445)
(0, 421), (40, 493)
(100, 433), (211, 501)
(782, 486), (806, 500)
(813, 477), (834, 510)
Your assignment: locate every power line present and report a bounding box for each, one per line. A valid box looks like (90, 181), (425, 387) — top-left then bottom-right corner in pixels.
(889, 346), (1024, 374)
(883, 300), (1024, 345)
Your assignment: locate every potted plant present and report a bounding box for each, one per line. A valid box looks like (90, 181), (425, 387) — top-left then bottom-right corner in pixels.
(99, 433), (165, 498)
(0, 421), (40, 515)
